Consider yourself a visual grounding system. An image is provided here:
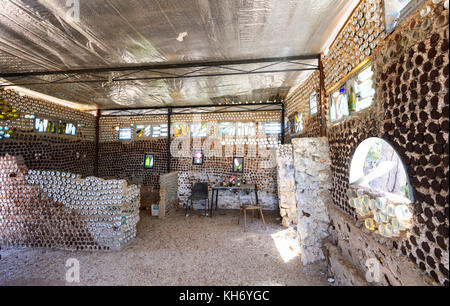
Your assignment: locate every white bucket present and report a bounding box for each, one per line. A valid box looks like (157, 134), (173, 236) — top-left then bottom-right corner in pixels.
(151, 204), (159, 216)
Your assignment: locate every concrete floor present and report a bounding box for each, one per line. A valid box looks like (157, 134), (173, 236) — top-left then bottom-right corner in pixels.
(0, 209), (331, 286)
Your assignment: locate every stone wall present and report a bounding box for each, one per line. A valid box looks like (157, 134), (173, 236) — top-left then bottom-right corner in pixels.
(276, 144), (297, 227)
(292, 137), (332, 265)
(324, 204), (436, 286)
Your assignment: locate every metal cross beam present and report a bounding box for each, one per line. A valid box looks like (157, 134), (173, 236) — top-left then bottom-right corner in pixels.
(98, 102), (283, 117)
(0, 55), (319, 88)
(0, 55), (319, 78)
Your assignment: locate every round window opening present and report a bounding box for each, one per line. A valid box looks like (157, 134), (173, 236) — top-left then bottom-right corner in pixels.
(349, 137), (414, 203)
(348, 138), (415, 238)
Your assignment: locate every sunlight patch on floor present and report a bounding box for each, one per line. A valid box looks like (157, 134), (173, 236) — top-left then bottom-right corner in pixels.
(271, 228), (301, 263)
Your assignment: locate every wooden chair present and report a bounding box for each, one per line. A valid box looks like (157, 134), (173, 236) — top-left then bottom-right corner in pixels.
(237, 187), (266, 232)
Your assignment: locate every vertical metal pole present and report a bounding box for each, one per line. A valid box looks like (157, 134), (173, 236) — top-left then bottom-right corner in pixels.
(281, 102), (285, 144)
(167, 107), (172, 173)
(94, 109), (100, 177)
(318, 53), (327, 137)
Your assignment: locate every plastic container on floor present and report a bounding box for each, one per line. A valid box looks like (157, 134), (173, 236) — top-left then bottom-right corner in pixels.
(151, 204), (159, 216)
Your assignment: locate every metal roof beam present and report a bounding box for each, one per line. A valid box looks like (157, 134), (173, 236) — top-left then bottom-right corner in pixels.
(0, 55), (319, 78)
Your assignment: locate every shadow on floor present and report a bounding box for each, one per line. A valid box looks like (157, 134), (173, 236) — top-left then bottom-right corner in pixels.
(0, 209), (331, 286)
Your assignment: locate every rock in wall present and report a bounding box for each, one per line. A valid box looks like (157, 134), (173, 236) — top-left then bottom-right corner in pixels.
(292, 137), (332, 265)
(325, 204), (437, 286)
(276, 144), (297, 228)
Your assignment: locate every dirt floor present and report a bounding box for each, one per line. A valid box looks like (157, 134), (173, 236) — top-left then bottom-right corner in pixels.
(0, 209), (331, 286)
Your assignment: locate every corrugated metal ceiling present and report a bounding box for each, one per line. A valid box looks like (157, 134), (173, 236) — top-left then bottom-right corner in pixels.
(0, 0), (359, 109)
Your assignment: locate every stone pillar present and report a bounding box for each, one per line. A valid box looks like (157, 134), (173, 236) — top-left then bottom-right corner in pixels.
(292, 137), (332, 265)
(276, 144), (298, 228)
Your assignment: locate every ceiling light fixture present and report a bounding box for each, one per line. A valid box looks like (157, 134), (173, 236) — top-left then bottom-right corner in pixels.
(176, 32), (188, 42)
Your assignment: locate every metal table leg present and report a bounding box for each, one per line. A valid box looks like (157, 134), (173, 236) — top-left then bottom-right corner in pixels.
(215, 189), (219, 210)
(210, 189), (215, 217)
(254, 186), (260, 218)
(238, 189), (241, 207)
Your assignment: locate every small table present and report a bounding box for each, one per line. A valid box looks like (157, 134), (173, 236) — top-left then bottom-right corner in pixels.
(210, 184), (259, 216)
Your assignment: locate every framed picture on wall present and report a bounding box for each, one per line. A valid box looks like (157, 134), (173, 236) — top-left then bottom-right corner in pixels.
(192, 149), (204, 165)
(57, 120), (77, 136)
(152, 123), (168, 137)
(294, 112), (303, 134)
(288, 116), (296, 136)
(172, 123), (189, 137)
(144, 153), (154, 169)
(191, 123), (208, 137)
(232, 157), (244, 173)
(34, 117), (57, 134)
(264, 122), (282, 135)
(118, 127), (132, 140)
(135, 124), (152, 139)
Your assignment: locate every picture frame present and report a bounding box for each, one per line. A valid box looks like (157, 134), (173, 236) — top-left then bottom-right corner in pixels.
(135, 124), (152, 139)
(192, 149), (204, 165)
(34, 117), (58, 134)
(152, 123), (168, 138)
(232, 157), (244, 173)
(191, 123), (208, 137)
(118, 127), (132, 140)
(144, 153), (155, 169)
(172, 123), (190, 137)
(265, 122), (282, 135)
